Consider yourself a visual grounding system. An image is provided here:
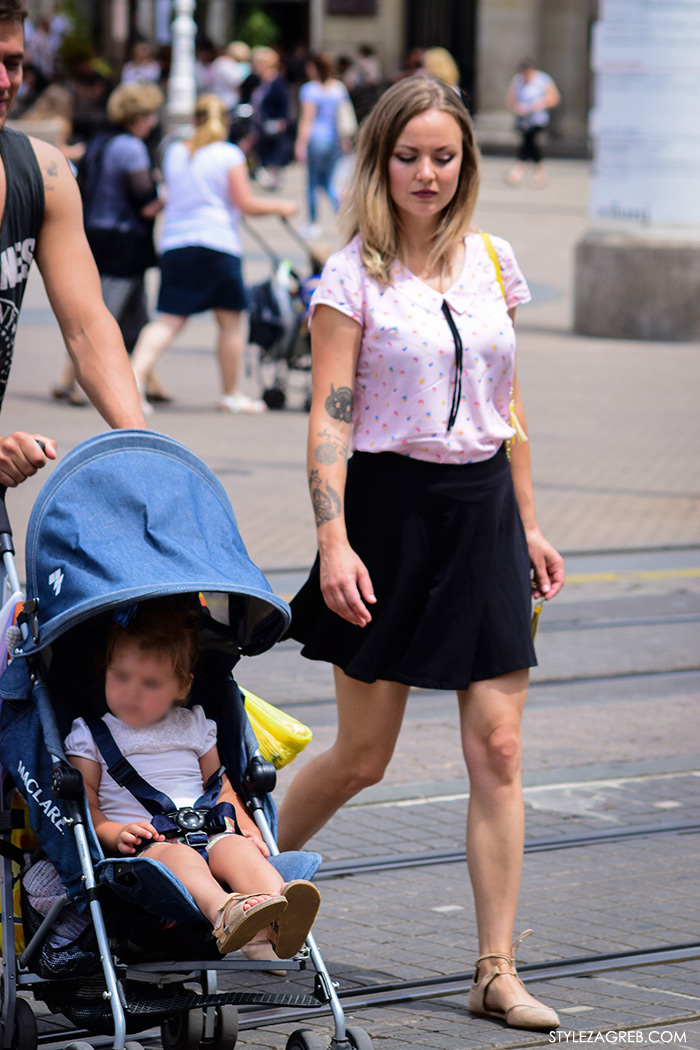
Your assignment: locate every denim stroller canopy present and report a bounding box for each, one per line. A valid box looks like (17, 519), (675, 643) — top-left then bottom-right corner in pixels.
(16, 430), (291, 656)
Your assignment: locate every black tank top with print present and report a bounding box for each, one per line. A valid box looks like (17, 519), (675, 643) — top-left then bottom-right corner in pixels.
(0, 128), (45, 408)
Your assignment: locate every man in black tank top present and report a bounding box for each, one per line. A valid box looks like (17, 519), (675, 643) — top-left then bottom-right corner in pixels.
(0, 0), (145, 487)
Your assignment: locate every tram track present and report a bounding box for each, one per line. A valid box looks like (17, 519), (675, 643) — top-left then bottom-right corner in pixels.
(236, 941), (700, 1029)
(314, 819), (700, 880)
(38, 938), (700, 1046)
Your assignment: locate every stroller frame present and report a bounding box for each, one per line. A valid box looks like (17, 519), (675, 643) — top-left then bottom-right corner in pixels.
(244, 217), (323, 413)
(0, 432), (372, 1050)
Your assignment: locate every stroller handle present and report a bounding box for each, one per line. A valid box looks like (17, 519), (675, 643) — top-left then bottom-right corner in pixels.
(0, 491), (11, 548)
(0, 440), (46, 551)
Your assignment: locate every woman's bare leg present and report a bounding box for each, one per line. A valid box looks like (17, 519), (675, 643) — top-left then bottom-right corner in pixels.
(458, 669), (550, 1014)
(277, 669), (409, 851)
(131, 315), (187, 388)
(213, 309), (247, 396)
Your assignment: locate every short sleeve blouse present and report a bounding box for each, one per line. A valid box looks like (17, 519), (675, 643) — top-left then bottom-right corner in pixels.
(309, 232), (531, 464)
(64, 705), (218, 824)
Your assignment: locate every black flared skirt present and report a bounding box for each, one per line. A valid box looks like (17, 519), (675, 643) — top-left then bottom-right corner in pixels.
(288, 447), (537, 689)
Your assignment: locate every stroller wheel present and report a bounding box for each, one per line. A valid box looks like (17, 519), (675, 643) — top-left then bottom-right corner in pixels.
(5, 999), (38, 1050)
(346, 1026), (374, 1049)
(285, 1029), (326, 1050)
(212, 1005), (238, 1050)
(64, 1044), (92, 1050)
(161, 1009), (203, 1050)
(263, 387), (286, 410)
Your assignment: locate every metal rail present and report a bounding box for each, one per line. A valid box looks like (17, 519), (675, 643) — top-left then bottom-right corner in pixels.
(314, 820), (700, 880)
(236, 941), (700, 1029)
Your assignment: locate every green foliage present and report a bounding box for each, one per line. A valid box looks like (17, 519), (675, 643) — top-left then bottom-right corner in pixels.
(57, 0), (93, 73)
(237, 7), (281, 48)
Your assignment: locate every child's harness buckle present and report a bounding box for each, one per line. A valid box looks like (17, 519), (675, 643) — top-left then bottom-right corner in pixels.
(170, 807), (208, 833)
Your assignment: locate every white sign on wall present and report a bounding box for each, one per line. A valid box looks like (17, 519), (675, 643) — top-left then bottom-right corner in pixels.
(589, 0), (700, 227)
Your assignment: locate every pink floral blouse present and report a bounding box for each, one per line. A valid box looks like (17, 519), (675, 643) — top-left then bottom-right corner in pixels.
(309, 232), (531, 464)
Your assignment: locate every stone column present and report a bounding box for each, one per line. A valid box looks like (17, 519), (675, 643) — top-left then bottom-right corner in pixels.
(574, 0), (700, 341)
(167, 0), (197, 132)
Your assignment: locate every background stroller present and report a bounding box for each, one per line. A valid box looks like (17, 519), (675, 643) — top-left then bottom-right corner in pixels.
(245, 218), (323, 412)
(0, 430), (374, 1050)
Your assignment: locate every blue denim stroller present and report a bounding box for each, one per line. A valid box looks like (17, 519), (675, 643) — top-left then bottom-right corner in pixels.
(0, 431), (373, 1050)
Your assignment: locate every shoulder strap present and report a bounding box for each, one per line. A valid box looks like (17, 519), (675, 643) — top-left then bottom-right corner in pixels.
(480, 232), (506, 301)
(86, 717), (224, 817)
(86, 717), (175, 817)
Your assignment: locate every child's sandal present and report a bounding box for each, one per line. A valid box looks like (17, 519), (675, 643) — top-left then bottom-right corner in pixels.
(213, 892), (287, 955)
(269, 880), (321, 959)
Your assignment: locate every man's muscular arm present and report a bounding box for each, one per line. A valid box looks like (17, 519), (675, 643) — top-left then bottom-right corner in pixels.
(31, 138), (145, 429)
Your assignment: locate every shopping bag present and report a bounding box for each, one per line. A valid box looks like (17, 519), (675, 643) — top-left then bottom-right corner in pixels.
(242, 688), (313, 769)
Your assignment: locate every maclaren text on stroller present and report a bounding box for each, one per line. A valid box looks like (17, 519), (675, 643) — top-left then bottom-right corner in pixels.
(0, 430), (373, 1050)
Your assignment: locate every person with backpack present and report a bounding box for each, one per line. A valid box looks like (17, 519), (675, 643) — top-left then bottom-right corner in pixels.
(52, 81), (166, 405)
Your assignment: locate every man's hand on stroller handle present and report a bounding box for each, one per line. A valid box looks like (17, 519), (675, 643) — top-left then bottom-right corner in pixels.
(0, 432), (56, 488)
(116, 820), (165, 855)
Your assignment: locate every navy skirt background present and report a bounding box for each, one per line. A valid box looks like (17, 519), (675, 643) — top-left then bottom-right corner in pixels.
(288, 447), (537, 690)
(157, 246), (247, 315)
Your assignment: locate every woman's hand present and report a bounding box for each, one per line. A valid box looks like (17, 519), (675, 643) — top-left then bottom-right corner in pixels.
(526, 528), (565, 600)
(319, 541), (376, 626)
(276, 200), (298, 219)
(116, 821), (165, 855)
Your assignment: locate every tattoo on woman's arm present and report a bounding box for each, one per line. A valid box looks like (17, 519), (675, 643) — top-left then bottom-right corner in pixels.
(325, 384), (353, 423)
(313, 426), (346, 465)
(309, 468), (342, 526)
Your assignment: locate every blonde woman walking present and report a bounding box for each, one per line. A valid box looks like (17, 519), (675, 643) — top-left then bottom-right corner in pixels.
(131, 94), (296, 414)
(279, 77), (565, 1032)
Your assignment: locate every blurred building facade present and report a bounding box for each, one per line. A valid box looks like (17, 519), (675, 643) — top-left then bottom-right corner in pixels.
(26, 0), (596, 154)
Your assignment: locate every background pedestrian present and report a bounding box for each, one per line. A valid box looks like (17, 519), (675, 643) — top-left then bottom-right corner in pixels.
(505, 60), (560, 186)
(130, 94), (297, 415)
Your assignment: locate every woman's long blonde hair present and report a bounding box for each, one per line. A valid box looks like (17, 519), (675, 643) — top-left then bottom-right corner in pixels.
(186, 94), (228, 155)
(341, 76), (480, 285)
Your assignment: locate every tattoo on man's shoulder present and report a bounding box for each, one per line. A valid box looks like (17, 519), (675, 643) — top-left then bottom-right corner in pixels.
(42, 160), (59, 190)
(309, 468), (342, 526)
(313, 426), (346, 466)
(325, 383), (353, 423)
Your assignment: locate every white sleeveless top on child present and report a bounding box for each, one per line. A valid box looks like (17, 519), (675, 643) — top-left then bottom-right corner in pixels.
(64, 705), (217, 826)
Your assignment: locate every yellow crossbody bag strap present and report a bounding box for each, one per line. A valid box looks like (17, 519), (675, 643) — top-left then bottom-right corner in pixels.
(480, 232), (506, 300)
(480, 232), (528, 450)
(481, 234), (538, 638)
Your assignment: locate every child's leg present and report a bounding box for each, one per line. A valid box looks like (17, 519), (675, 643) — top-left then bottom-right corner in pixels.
(207, 834), (285, 896)
(145, 841), (280, 925)
(208, 835), (321, 958)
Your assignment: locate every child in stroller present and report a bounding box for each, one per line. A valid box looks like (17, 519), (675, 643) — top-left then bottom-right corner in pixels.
(64, 596), (321, 959)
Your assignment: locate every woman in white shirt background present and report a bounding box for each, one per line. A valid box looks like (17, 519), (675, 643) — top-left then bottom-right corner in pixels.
(278, 75), (565, 1033)
(130, 94), (297, 415)
(505, 60), (560, 187)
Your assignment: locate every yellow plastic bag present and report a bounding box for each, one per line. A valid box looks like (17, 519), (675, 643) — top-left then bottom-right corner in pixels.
(0, 791), (38, 955)
(242, 688), (313, 769)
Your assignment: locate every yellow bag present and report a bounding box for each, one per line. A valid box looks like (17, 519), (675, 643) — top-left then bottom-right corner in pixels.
(242, 689), (313, 769)
(0, 792), (39, 955)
